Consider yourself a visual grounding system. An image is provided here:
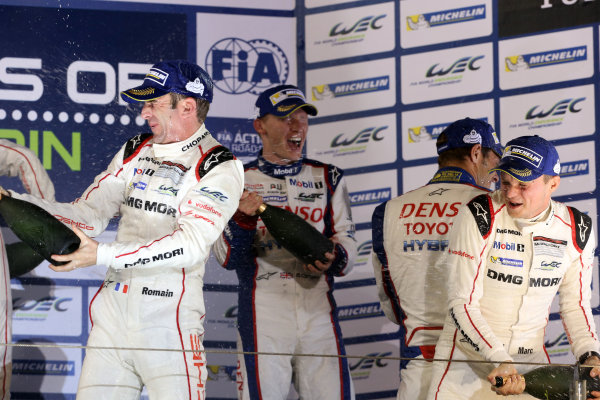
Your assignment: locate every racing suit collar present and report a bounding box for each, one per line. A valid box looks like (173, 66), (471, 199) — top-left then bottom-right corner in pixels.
(256, 150), (303, 178)
(152, 124), (211, 158)
(428, 166), (489, 190)
(514, 202), (555, 231)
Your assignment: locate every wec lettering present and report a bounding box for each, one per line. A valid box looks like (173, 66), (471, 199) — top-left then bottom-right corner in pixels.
(526, 97), (584, 120)
(426, 56), (483, 77)
(331, 126), (387, 148)
(329, 15), (385, 36)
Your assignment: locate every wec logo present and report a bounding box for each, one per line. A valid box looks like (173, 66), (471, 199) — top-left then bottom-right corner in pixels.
(329, 15), (385, 36)
(205, 38), (289, 95)
(426, 56), (484, 77)
(525, 97), (584, 119)
(331, 126), (387, 147)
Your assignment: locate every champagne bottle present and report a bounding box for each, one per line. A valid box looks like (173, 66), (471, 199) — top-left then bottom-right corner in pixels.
(257, 203), (334, 265)
(6, 241), (45, 278)
(0, 196), (80, 266)
(494, 365), (600, 400)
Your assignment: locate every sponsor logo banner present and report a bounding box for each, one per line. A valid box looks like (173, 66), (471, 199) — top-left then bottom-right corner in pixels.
(499, 85), (594, 142)
(306, 58), (396, 117)
(401, 43), (493, 104)
(197, 14), (296, 118)
(498, 27), (593, 90)
(553, 141), (595, 197)
(345, 340), (398, 393)
(346, 170), (397, 225)
(307, 114), (396, 169)
(0, 6), (186, 201)
(306, 2), (394, 63)
(400, 0), (492, 49)
(12, 285), (81, 337)
(498, 0), (600, 38)
(11, 343), (82, 395)
(401, 100), (494, 161)
(335, 284), (398, 337)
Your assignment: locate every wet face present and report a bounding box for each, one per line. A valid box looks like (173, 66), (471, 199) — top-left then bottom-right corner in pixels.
(476, 150), (501, 189)
(499, 172), (559, 219)
(255, 108), (309, 164)
(140, 94), (182, 144)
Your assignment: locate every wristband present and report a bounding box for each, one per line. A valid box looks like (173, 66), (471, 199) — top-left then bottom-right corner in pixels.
(578, 351), (600, 365)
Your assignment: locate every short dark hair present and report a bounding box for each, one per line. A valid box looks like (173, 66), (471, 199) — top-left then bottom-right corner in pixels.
(170, 92), (210, 123)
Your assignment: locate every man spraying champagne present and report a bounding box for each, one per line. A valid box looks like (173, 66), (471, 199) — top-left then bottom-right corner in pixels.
(213, 84), (357, 400)
(427, 136), (600, 399)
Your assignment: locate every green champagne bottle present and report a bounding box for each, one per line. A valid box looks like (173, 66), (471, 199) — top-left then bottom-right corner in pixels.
(495, 365), (600, 400)
(0, 196), (80, 266)
(6, 241), (45, 277)
(257, 203), (334, 265)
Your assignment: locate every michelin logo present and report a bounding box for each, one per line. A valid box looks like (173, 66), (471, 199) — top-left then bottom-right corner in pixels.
(560, 160), (588, 177)
(505, 145), (542, 168)
(406, 5), (486, 30)
(505, 46), (586, 71)
(312, 76), (389, 100)
(349, 188), (391, 206)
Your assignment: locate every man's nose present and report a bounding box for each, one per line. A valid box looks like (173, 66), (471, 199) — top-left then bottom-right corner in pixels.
(141, 103), (152, 119)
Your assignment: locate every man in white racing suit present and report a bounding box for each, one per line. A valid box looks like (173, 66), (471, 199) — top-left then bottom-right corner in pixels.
(212, 84), (357, 399)
(0, 141), (55, 399)
(2, 60), (244, 399)
(427, 135), (600, 399)
(371, 118), (503, 400)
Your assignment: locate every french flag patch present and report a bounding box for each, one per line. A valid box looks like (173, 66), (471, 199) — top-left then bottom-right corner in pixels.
(115, 282), (128, 293)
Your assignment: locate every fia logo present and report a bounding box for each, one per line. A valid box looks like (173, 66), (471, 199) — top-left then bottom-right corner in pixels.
(205, 38), (289, 95)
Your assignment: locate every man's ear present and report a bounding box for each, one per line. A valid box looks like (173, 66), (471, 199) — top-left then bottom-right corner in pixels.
(469, 143), (483, 163)
(548, 175), (561, 194)
(180, 97), (196, 118)
(253, 118), (266, 137)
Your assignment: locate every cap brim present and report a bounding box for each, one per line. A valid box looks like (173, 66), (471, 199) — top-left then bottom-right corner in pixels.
(490, 161), (541, 182)
(120, 85), (170, 104)
(268, 101), (318, 118)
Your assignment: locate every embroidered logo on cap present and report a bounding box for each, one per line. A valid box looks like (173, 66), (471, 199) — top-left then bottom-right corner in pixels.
(463, 129), (482, 144)
(185, 78), (205, 95)
(506, 145), (543, 168)
(269, 88), (305, 105)
(145, 68), (169, 86)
